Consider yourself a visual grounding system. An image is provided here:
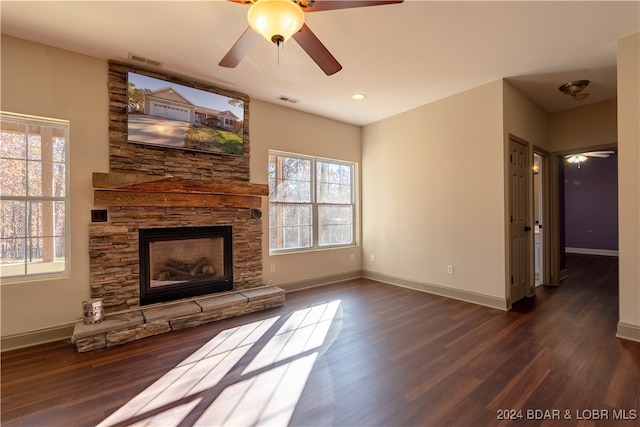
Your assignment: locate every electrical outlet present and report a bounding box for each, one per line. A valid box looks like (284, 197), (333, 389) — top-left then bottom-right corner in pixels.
(447, 265), (454, 275)
(370, 254), (375, 262)
(350, 254), (355, 261)
(270, 264), (276, 273)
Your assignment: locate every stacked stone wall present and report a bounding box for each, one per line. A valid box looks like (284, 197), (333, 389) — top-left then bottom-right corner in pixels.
(90, 206), (263, 312)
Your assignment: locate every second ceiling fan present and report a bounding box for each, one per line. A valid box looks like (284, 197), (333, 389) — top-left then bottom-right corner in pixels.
(219, 0), (404, 76)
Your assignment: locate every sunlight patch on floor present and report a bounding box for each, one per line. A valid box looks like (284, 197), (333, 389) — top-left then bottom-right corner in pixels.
(97, 300), (342, 427)
(195, 353), (318, 426)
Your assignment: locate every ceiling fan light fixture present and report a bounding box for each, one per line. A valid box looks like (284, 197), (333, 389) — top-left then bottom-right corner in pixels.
(566, 154), (588, 164)
(248, 0), (305, 45)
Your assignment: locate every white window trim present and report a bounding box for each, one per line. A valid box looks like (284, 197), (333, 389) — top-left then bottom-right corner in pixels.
(268, 150), (358, 255)
(0, 111), (71, 283)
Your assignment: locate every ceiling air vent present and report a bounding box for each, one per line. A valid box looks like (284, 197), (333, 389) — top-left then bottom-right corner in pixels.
(128, 54), (163, 68)
(277, 95), (299, 104)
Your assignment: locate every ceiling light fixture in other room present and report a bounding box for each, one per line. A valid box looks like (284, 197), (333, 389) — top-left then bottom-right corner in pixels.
(352, 93), (366, 101)
(566, 154), (588, 168)
(248, 0), (305, 46)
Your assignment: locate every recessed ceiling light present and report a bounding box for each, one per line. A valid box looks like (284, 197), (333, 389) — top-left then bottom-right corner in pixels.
(352, 93), (366, 101)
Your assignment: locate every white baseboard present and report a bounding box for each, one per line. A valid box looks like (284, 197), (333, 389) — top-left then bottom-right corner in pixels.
(363, 270), (509, 311)
(565, 247), (619, 256)
(280, 269), (509, 311)
(279, 270), (363, 293)
(617, 322), (640, 343)
(1, 324), (74, 352)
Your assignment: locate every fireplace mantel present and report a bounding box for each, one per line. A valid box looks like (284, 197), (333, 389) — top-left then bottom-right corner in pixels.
(93, 172), (269, 209)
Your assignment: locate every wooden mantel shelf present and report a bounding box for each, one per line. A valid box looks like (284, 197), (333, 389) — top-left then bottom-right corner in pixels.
(93, 172), (269, 209)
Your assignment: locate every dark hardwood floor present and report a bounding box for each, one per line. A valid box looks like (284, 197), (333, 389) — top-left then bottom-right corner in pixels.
(2, 254), (639, 426)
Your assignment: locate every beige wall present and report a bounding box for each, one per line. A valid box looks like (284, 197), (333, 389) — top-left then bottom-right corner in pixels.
(503, 80), (550, 152)
(617, 32), (640, 340)
(361, 80), (508, 306)
(1, 35), (109, 339)
(549, 99), (617, 153)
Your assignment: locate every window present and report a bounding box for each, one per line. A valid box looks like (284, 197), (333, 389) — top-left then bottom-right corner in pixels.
(0, 113), (69, 279)
(268, 152), (355, 252)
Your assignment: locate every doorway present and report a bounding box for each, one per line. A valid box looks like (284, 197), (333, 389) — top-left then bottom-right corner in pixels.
(533, 149), (550, 286)
(550, 146), (618, 286)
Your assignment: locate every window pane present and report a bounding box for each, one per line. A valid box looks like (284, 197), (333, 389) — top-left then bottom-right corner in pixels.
(0, 124), (27, 158)
(53, 163), (66, 197)
(31, 161), (62, 197)
(269, 156), (312, 203)
(28, 201), (43, 236)
(52, 137), (66, 162)
(269, 203), (312, 250)
(27, 160), (43, 196)
(27, 133), (41, 160)
(1, 200), (26, 238)
(317, 161), (352, 204)
(0, 237), (27, 275)
(318, 205), (353, 246)
(24, 237), (64, 275)
(0, 159), (27, 196)
(55, 202), (66, 236)
(54, 236), (66, 260)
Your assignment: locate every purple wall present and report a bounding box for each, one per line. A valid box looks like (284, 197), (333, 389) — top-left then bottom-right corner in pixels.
(564, 153), (618, 251)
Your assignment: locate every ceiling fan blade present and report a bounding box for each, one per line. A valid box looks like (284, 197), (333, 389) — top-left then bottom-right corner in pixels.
(292, 23), (342, 75)
(301, 0), (403, 12)
(583, 151), (615, 158)
(219, 27), (261, 68)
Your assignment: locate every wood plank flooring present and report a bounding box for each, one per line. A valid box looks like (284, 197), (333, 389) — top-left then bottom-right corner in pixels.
(2, 254), (639, 426)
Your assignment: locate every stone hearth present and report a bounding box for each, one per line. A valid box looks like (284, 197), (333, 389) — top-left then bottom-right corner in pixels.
(72, 287), (284, 352)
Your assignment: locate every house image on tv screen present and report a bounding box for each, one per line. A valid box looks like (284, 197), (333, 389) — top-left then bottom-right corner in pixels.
(127, 71), (245, 155)
(145, 87), (239, 131)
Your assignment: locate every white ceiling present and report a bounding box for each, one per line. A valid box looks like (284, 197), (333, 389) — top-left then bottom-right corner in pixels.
(2, 1), (638, 126)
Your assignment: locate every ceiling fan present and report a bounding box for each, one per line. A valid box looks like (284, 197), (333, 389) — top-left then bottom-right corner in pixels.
(219, 0), (404, 76)
(565, 150), (615, 168)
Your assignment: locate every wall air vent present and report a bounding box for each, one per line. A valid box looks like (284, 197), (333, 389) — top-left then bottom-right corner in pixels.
(277, 95), (299, 104)
(128, 54), (163, 68)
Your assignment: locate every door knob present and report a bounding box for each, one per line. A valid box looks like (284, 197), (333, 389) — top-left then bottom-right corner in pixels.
(524, 226), (532, 232)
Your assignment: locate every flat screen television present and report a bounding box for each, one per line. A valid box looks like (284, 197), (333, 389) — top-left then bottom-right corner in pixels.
(127, 71), (246, 155)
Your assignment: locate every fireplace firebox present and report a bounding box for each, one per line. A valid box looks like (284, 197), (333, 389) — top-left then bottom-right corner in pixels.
(139, 226), (233, 305)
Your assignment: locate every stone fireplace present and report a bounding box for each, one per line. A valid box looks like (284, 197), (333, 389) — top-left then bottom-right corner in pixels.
(70, 61), (284, 352)
(88, 201), (265, 312)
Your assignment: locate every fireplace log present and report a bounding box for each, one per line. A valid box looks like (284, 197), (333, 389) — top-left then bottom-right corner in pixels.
(160, 258), (216, 279)
(161, 265), (191, 278)
(156, 270), (172, 281)
(165, 259), (191, 272)
(189, 258), (214, 276)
